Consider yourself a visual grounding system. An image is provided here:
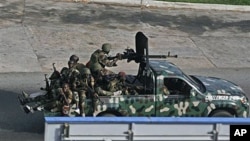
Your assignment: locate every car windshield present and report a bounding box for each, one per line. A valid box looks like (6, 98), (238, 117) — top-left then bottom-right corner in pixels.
(182, 72), (205, 93)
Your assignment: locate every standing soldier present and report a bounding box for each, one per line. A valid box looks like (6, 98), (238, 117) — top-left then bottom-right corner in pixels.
(87, 43), (122, 77)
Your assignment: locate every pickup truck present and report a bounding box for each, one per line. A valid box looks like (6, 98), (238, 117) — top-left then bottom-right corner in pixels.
(20, 32), (249, 117)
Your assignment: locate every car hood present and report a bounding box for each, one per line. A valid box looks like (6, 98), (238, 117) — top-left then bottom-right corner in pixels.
(193, 75), (245, 96)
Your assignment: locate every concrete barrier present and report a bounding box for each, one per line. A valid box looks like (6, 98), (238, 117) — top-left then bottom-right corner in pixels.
(44, 117), (250, 141)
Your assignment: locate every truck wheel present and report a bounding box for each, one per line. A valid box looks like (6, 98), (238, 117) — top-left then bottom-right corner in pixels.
(210, 110), (234, 117)
(100, 113), (116, 117)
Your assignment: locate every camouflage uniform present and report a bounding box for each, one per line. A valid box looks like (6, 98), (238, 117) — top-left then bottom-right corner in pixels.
(21, 83), (79, 116)
(57, 83), (79, 116)
(20, 87), (64, 114)
(19, 66), (65, 107)
(72, 68), (96, 116)
(67, 60), (81, 87)
(88, 43), (119, 77)
(95, 72), (135, 96)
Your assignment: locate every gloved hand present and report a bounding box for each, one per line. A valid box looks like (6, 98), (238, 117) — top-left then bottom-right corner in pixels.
(113, 90), (122, 96)
(116, 53), (123, 60)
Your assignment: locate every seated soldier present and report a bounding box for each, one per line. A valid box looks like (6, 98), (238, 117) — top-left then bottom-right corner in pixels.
(21, 83), (79, 116)
(71, 67), (97, 117)
(69, 54), (86, 72)
(95, 71), (138, 96)
(20, 65), (72, 104)
(161, 85), (170, 95)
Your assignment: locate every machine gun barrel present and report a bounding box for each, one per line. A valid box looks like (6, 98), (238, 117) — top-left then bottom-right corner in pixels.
(147, 52), (178, 58)
(108, 49), (177, 63)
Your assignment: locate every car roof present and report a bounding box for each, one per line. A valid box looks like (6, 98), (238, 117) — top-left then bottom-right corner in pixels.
(149, 60), (184, 77)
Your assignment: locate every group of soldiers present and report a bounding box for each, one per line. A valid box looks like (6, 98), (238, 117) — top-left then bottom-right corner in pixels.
(18, 43), (139, 116)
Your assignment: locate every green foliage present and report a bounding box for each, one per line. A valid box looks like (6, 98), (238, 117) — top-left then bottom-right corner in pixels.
(159, 0), (250, 5)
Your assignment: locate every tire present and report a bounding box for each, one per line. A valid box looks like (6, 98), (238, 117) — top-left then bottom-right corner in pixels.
(210, 110), (234, 117)
(100, 113), (116, 117)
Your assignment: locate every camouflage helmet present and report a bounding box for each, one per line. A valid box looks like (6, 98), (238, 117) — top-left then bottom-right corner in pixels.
(69, 54), (79, 63)
(81, 67), (91, 75)
(101, 43), (111, 54)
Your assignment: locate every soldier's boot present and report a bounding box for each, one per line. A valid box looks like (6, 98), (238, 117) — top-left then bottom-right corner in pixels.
(32, 105), (44, 111)
(22, 91), (30, 98)
(23, 105), (34, 114)
(18, 95), (31, 105)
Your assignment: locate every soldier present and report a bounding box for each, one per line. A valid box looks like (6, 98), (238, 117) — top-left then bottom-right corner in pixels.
(69, 54), (79, 63)
(19, 66), (66, 107)
(50, 83), (74, 115)
(161, 86), (170, 95)
(60, 67), (70, 84)
(69, 54), (86, 72)
(67, 60), (81, 87)
(58, 83), (80, 116)
(72, 67), (97, 116)
(87, 43), (122, 77)
(95, 71), (137, 96)
(21, 83), (79, 116)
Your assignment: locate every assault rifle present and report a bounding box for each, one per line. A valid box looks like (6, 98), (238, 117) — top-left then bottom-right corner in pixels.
(41, 63), (60, 98)
(40, 74), (53, 99)
(44, 74), (50, 91)
(107, 48), (178, 63)
(49, 63), (61, 80)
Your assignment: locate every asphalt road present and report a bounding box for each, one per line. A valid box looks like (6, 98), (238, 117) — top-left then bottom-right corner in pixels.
(0, 0), (250, 141)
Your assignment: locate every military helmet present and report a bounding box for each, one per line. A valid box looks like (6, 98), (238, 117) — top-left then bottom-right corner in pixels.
(69, 54), (79, 63)
(101, 43), (112, 54)
(60, 67), (69, 75)
(81, 67), (91, 75)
